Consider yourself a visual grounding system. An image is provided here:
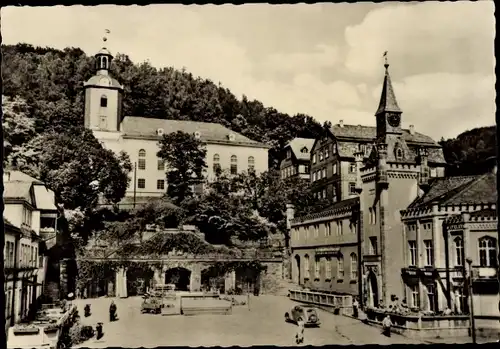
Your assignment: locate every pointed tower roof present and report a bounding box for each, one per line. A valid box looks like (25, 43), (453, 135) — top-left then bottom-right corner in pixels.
(375, 59), (402, 115)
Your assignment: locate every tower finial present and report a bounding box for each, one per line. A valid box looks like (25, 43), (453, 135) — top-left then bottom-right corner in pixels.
(102, 29), (111, 47)
(383, 51), (389, 69)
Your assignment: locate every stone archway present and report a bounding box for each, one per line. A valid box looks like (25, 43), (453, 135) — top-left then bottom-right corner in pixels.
(201, 265), (226, 293)
(293, 255), (301, 285)
(366, 270), (379, 308)
(165, 267), (191, 291)
(126, 265), (154, 296)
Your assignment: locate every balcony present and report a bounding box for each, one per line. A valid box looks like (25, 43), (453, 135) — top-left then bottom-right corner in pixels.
(401, 266), (437, 278)
(472, 266), (498, 282)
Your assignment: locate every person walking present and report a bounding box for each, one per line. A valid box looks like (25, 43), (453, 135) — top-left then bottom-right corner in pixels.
(352, 297), (359, 318)
(382, 315), (392, 337)
(295, 318), (305, 345)
(109, 300), (117, 322)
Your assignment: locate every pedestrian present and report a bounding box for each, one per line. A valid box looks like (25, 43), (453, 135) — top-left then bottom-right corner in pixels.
(295, 318), (305, 345)
(109, 300), (117, 322)
(352, 297), (359, 318)
(382, 315), (392, 337)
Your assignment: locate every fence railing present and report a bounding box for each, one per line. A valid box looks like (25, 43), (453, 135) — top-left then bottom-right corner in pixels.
(289, 289), (353, 312)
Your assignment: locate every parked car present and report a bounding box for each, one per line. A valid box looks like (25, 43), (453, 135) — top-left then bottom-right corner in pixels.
(285, 305), (321, 327)
(140, 296), (163, 314)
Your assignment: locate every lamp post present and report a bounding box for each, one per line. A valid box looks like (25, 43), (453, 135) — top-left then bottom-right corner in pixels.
(466, 257), (476, 344)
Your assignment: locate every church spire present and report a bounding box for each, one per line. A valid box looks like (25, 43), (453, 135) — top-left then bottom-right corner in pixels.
(375, 52), (401, 116)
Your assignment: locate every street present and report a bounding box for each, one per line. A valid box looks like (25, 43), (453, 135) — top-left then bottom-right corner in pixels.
(73, 295), (424, 347)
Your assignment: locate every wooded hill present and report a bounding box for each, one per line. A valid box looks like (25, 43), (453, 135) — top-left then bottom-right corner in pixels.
(2, 43), (495, 173)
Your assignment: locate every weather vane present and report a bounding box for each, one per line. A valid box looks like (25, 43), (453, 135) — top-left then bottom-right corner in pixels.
(103, 29), (111, 46)
(383, 51), (389, 67)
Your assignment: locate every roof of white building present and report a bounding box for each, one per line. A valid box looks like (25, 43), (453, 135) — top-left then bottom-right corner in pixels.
(286, 138), (315, 161)
(120, 116), (270, 148)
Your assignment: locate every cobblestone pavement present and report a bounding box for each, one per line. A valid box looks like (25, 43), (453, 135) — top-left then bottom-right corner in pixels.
(72, 295), (426, 347)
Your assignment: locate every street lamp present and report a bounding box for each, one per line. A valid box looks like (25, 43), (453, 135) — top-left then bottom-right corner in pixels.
(466, 257), (476, 344)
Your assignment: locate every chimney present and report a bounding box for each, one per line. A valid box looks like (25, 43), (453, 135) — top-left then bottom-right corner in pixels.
(409, 125), (415, 135)
(286, 204), (295, 230)
(339, 120), (344, 128)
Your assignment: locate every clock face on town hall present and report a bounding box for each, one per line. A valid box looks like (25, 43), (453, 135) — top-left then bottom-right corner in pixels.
(387, 113), (401, 127)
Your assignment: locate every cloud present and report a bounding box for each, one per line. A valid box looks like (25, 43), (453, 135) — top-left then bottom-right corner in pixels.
(344, 2), (495, 78)
(371, 72), (496, 139)
(263, 44), (339, 74)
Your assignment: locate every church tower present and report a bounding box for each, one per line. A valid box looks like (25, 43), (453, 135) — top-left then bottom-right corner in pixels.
(375, 56), (403, 140)
(84, 36), (123, 133)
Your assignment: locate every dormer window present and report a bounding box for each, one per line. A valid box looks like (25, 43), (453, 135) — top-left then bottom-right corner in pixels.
(100, 95), (108, 108)
(194, 131), (201, 139)
(228, 133), (236, 141)
(300, 147), (308, 154)
(395, 148), (404, 160)
(157, 128), (165, 136)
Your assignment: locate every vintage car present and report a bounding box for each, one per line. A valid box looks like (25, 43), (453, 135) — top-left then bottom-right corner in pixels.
(285, 305), (321, 327)
(140, 295), (163, 314)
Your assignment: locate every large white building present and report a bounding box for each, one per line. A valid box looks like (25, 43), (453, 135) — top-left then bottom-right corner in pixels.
(83, 46), (270, 206)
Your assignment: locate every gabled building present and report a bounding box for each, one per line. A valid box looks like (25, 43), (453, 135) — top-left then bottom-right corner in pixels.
(280, 138), (314, 180)
(83, 45), (270, 208)
(400, 169), (497, 319)
(3, 170), (58, 327)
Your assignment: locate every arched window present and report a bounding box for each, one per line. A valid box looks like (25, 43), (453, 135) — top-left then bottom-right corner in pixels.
(454, 237), (463, 266)
(337, 255), (344, 279)
(350, 253), (358, 280)
(230, 155), (238, 175)
(100, 95), (108, 108)
(478, 236), (498, 267)
(248, 156), (255, 173)
(304, 255), (310, 279)
(138, 149), (146, 170)
(213, 154), (221, 174)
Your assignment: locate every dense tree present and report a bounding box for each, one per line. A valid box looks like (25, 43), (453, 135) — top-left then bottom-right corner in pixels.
(439, 126), (496, 176)
(2, 95), (36, 160)
(157, 131), (207, 205)
(8, 126), (132, 212)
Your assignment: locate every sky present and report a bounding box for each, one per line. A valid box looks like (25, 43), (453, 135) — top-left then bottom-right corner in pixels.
(1, 3), (496, 140)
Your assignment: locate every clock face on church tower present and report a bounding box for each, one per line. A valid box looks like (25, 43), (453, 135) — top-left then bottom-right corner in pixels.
(388, 113), (401, 128)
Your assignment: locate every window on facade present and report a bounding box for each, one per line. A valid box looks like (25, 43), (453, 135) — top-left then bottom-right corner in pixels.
(332, 143), (337, 154)
(304, 255), (310, 279)
(322, 168), (326, 178)
(319, 151), (323, 161)
(349, 162), (356, 173)
(372, 207), (377, 225)
(337, 220), (343, 235)
(325, 148), (329, 159)
(337, 256), (344, 279)
(248, 156), (255, 172)
(230, 155), (238, 174)
(314, 224), (319, 238)
(138, 178), (146, 189)
(408, 240), (417, 266)
(301, 147), (308, 153)
(325, 223), (331, 236)
(157, 179), (165, 190)
(410, 284), (419, 308)
(30, 246), (34, 266)
(322, 189), (326, 198)
(315, 258), (320, 279)
(157, 159), (165, 171)
(454, 237), (463, 266)
(304, 165), (310, 173)
(332, 163), (337, 175)
(100, 95), (108, 108)
(325, 257), (332, 279)
(312, 154), (317, 164)
(287, 150), (291, 158)
(369, 208), (373, 225)
(350, 221), (356, 234)
(332, 186), (337, 203)
(23, 206), (32, 226)
(424, 240), (434, 266)
(369, 236), (378, 255)
(138, 149), (146, 170)
(350, 253), (358, 280)
(396, 148), (404, 160)
(479, 236), (498, 267)
(349, 182), (357, 195)
(427, 283), (437, 312)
